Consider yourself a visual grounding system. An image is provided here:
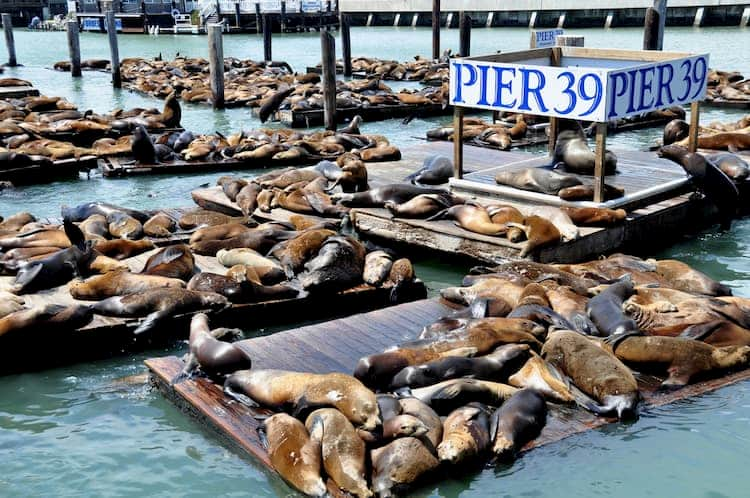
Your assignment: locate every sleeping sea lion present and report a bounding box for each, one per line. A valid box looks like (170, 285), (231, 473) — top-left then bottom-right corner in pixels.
(507, 215), (561, 257)
(69, 269), (185, 300)
(436, 403), (491, 465)
(79, 214), (109, 241)
(370, 437), (438, 498)
(363, 250), (393, 287)
(141, 244), (195, 281)
(585, 274), (638, 340)
(62, 202), (148, 223)
(187, 272), (298, 303)
(106, 211), (143, 240)
(494, 168), (582, 195)
(92, 239), (155, 260)
(300, 236), (366, 293)
(143, 212), (176, 237)
(273, 228), (336, 278)
(490, 388), (547, 460)
(332, 184), (445, 207)
(404, 155), (454, 186)
(407, 378), (518, 414)
(0, 304), (93, 338)
(663, 119), (690, 146)
(216, 248), (286, 284)
(385, 193), (457, 219)
(704, 153), (750, 181)
(557, 183), (625, 201)
(427, 204), (506, 236)
(561, 206), (627, 226)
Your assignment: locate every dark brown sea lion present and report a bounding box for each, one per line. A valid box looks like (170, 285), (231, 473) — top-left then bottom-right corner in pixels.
(557, 183), (625, 201)
(494, 168), (582, 195)
(143, 212), (176, 237)
(223, 369), (380, 430)
(585, 275), (638, 339)
(611, 335), (750, 387)
(62, 202), (148, 223)
(174, 313), (251, 382)
(490, 388), (547, 460)
(92, 239), (155, 260)
(79, 214), (109, 241)
(370, 437), (439, 497)
(187, 272), (298, 303)
(300, 235), (366, 293)
(332, 184), (445, 207)
(0, 304), (93, 338)
(106, 211), (143, 240)
(141, 244), (194, 281)
(305, 408), (372, 498)
(217, 176), (248, 202)
(705, 152), (750, 181)
(542, 330), (639, 419)
(236, 182), (262, 216)
(263, 413), (327, 497)
(91, 288), (229, 335)
(408, 379), (518, 414)
(273, 228), (336, 278)
(436, 403), (491, 464)
(553, 123), (617, 174)
(404, 155), (454, 186)
(561, 206), (627, 226)
(258, 86), (295, 123)
(384, 193), (455, 219)
(131, 125), (157, 164)
(69, 269), (185, 300)
(190, 227), (295, 256)
(663, 119), (690, 145)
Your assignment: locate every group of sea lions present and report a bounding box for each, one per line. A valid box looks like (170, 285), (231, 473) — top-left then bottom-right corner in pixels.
(52, 59), (110, 72)
(704, 68), (750, 103)
(427, 115), (530, 150)
(663, 113), (750, 152)
(315, 53), (450, 85)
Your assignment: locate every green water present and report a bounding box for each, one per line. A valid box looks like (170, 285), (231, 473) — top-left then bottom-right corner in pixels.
(0, 25), (749, 497)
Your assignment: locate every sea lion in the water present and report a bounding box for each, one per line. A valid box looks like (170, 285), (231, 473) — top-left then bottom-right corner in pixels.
(131, 125), (157, 164)
(263, 413), (327, 497)
(507, 215), (561, 257)
(370, 437), (439, 498)
(141, 244), (194, 281)
(436, 403), (491, 465)
(92, 239), (155, 260)
(404, 155), (454, 186)
(305, 408), (372, 498)
(561, 206), (627, 226)
(490, 388), (547, 460)
(553, 123), (617, 175)
(91, 288), (229, 335)
(69, 270), (185, 300)
(332, 184), (445, 207)
(143, 212), (176, 237)
(427, 204), (507, 236)
(174, 313), (251, 382)
(494, 167), (582, 195)
(223, 369), (380, 430)
(542, 330), (639, 419)
(663, 119), (690, 145)
(106, 211), (143, 240)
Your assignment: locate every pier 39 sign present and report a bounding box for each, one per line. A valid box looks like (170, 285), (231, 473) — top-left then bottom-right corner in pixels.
(449, 53), (709, 123)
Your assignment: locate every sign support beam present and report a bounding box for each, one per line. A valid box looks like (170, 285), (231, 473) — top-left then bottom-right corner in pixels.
(688, 101), (700, 153)
(453, 106), (464, 179)
(593, 123), (607, 203)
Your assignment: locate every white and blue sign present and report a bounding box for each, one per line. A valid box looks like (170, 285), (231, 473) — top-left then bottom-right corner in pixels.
(82, 18), (100, 30)
(301, 0), (322, 11)
(449, 52), (709, 122)
(531, 28), (563, 48)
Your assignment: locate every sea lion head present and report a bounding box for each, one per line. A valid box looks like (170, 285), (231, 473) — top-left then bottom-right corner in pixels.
(382, 414), (429, 439)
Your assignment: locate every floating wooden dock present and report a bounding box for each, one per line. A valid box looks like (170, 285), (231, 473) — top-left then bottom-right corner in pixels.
(146, 297), (750, 496)
(703, 98), (750, 110)
(0, 86), (40, 99)
(0, 156), (99, 185)
(98, 154), (317, 177)
(262, 102), (457, 128)
(0, 248), (424, 375)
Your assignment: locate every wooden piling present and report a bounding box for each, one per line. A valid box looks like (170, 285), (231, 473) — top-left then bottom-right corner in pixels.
(105, 11), (121, 88)
(458, 12), (470, 57)
(320, 31), (336, 131)
(643, 7), (660, 50)
(1, 13), (16, 67)
(255, 2), (261, 33)
(688, 102), (700, 153)
(453, 107), (464, 178)
(208, 23), (225, 109)
(67, 20), (81, 77)
(340, 13), (352, 77)
(593, 122), (607, 203)
(431, 0), (440, 59)
(262, 14), (272, 61)
(235, 1), (241, 28)
(280, 1), (286, 32)
(653, 0), (667, 50)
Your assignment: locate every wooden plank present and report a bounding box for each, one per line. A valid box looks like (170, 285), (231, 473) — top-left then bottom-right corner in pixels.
(0, 86), (38, 98)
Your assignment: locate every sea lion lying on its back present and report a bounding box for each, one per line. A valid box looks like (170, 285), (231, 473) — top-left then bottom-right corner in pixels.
(495, 167), (582, 195)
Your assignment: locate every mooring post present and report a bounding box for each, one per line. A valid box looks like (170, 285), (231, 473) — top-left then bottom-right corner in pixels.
(280, 1), (286, 32)
(235, 1), (241, 28)
(255, 2), (261, 33)
(593, 123), (607, 203)
(643, 7), (660, 50)
(653, 0), (666, 50)
(1, 14), (16, 67)
(67, 20), (82, 77)
(105, 11), (121, 88)
(688, 102), (700, 153)
(341, 13), (352, 77)
(263, 14), (272, 61)
(431, 0), (440, 59)
(208, 23), (225, 109)
(321, 31), (336, 131)
(458, 12), (470, 57)
(453, 107), (464, 179)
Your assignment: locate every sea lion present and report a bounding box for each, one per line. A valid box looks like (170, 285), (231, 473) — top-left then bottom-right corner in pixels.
(0, 304), (93, 338)
(223, 369), (380, 430)
(0, 228), (72, 249)
(273, 228), (336, 278)
(187, 272), (298, 303)
(174, 313), (251, 382)
(190, 227), (294, 256)
(370, 437), (439, 498)
(0, 291), (24, 318)
(507, 215), (561, 257)
(332, 184), (445, 207)
(188, 222), (254, 244)
(561, 206), (627, 226)
(585, 274), (638, 339)
(178, 209), (243, 229)
(663, 119), (690, 145)
(235, 182), (262, 216)
(263, 413), (327, 497)
(79, 214), (109, 241)
(143, 212), (176, 237)
(131, 125), (157, 164)
(0, 212), (35, 231)
(427, 204), (506, 236)
(679, 132), (750, 152)
(490, 388), (547, 460)
(398, 397), (443, 452)
(258, 86), (295, 123)
(441, 277), (526, 309)
(69, 269), (185, 300)
(62, 202), (148, 223)
(363, 250), (393, 286)
(485, 204), (525, 242)
(141, 244), (195, 281)
(305, 409), (372, 498)
(91, 288), (229, 335)
(507, 351), (576, 403)
(382, 414), (429, 440)
(654, 259), (732, 296)
(404, 155), (454, 186)
(216, 248), (285, 284)
(705, 152), (750, 181)
(408, 378), (518, 414)
(389, 343), (530, 389)
(557, 183), (625, 201)
(106, 211), (143, 240)
(384, 193), (457, 219)
(300, 236), (366, 293)
(494, 168), (582, 195)
(436, 403), (491, 464)
(553, 125), (617, 175)
(92, 239), (155, 260)
(542, 330), (639, 419)
(469, 261), (597, 296)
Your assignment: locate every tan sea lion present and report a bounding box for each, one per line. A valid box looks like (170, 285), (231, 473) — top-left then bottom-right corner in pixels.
(0, 291), (25, 318)
(263, 413), (327, 497)
(141, 244), (195, 281)
(0, 304), (93, 338)
(654, 259), (732, 296)
(490, 388), (547, 460)
(106, 211), (143, 240)
(384, 193), (457, 219)
(507, 215), (561, 257)
(223, 369), (380, 430)
(236, 182), (262, 216)
(427, 204), (507, 236)
(178, 210), (242, 229)
(188, 223), (253, 244)
(486, 204), (525, 241)
(79, 214), (109, 241)
(68, 270), (185, 300)
(143, 212), (176, 237)
(92, 239), (155, 260)
(305, 408), (372, 498)
(273, 228), (336, 278)
(363, 250), (393, 286)
(436, 403), (491, 464)
(371, 437), (438, 497)
(508, 351), (576, 403)
(557, 183), (625, 201)
(0, 212), (35, 231)
(398, 397), (443, 452)
(216, 248), (285, 284)
(441, 277), (527, 308)
(494, 168), (582, 195)
(0, 228), (71, 249)
(678, 132), (750, 152)
(561, 206), (627, 226)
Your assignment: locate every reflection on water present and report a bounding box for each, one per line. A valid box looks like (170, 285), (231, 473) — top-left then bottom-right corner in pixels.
(0, 24), (748, 498)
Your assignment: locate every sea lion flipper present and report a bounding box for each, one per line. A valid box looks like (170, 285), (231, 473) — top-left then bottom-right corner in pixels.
(438, 347), (478, 358)
(224, 385), (259, 407)
(679, 320), (724, 342)
(133, 309), (170, 335)
(568, 382), (610, 415)
(63, 218), (87, 251)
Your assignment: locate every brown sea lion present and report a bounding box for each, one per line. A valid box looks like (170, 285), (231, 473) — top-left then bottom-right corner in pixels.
(141, 244), (194, 281)
(507, 351), (576, 403)
(494, 168), (582, 195)
(187, 272), (298, 303)
(363, 250), (393, 286)
(305, 408), (372, 498)
(680, 132), (750, 152)
(654, 259), (732, 296)
(143, 212), (176, 237)
(236, 182), (262, 216)
(178, 210), (242, 229)
(217, 176), (248, 202)
(223, 369), (380, 430)
(398, 397), (443, 452)
(441, 277), (526, 308)
(273, 228), (336, 278)
(189, 227), (294, 256)
(486, 204), (525, 241)
(189, 223), (253, 244)
(557, 183), (625, 201)
(384, 193), (456, 219)
(663, 119), (690, 145)
(436, 403), (491, 464)
(542, 330), (639, 419)
(408, 378), (518, 414)
(0, 212), (35, 231)
(69, 269), (185, 300)
(382, 414), (429, 440)
(300, 236), (366, 293)
(332, 184), (445, 207)
(705, 152), (750, 181)
(553, 125), (617, 174)
(490, 388), (547, 460)
(91, 288), (229, 335)
(0, 228), (71, 249)
(106, 211), (143, 240)
(428, 204), (507, 236)
(561, 206), (627, 226)
(79, 214), (109, 241)
(263, 413), (327, 497)
(216, 248), (286, 284)
(0, 304), (93, 338)
(92, 239), (155, 260)
(370, 437), (439, 497)
(507, 215), (561, 257)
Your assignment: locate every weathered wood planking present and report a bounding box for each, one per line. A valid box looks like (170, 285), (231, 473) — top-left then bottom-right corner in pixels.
(265, 103), (465, 128)
(0, 156), (98, 184)
(99, 156), (294, 177)
(0, 86), (40, 98)
(146, 297), (750, 496)
(0, 247), (425, 374)
(702, 99), (750, 110)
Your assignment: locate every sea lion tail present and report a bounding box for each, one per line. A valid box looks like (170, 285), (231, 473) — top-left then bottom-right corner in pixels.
(425, 208), (449, 222)
(133, 309), (169, 335)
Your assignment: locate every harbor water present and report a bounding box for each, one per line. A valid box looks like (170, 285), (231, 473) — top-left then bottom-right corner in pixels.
(0, 25), (749, 497)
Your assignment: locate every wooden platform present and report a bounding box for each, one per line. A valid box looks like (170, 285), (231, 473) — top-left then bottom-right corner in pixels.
(99, 154), (316, 177)
(263, 102), (459, 128)
(0, 156), (99, 185)
(0, 86), (40, 99)
(0, 248), (425, 375)
(146, 297), (750, 496)
(703, 99), (750, 110)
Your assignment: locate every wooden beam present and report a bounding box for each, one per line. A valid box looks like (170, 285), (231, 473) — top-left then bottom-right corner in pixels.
(453, 107), (464, 178)
(431, 0), (440, 59)
(105, 11), (121, 88)
(2, 13), (16, 67)
(262, 14), (272, 61)
(458, 12), (471, 57)
(67, 20), (82, 77)
(593, 122), (607, 203)
(321, 31), (336, 131)
(207, 23), (225, 109)
(688, 101), (700, 153)
(340, 13), (351, 77)
(643, 7), (660, 50)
